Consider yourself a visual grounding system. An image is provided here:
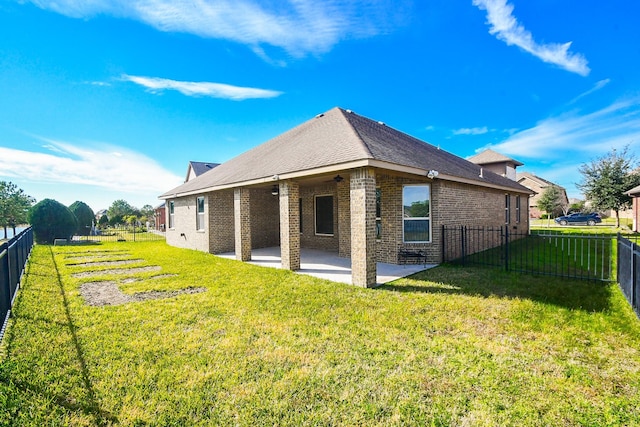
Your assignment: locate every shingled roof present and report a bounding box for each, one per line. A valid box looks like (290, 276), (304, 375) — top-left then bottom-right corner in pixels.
(160, 107), (530, 199)
(468, 149), (524, 166)
(190, 161), (220, 176)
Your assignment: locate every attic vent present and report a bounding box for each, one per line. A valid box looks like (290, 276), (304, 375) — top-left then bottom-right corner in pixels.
(315, 113), (324, 118)
(378, 121), (385, 126)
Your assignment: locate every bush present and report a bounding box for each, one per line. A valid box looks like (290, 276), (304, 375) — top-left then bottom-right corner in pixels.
(68, 201), (95, 236)
(28, 199), (78, 244)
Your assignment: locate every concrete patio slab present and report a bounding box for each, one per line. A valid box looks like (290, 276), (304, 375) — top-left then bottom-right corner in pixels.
(217, 247), (437, 286)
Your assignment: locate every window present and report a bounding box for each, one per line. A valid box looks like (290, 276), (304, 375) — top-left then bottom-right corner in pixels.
(196, 196), (205, 230)
(168, 201), (175, 229)
(299, 198), (303, 233)
(376, 188), (382, 240)
(505, 194), (511, 224)
(403, 185), (430, 242)
(315, 195), (334, 235)
(515, 195), (521, 223)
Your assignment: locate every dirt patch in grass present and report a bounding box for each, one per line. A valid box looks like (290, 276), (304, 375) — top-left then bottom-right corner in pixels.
(66, 259), (144, 267)
(71, 266), (162, 278)
(80, 275), (201, 306)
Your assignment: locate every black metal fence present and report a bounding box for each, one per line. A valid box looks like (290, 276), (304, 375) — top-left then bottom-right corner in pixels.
(71, 226), (165, 243)
(617, 234), (640, 318)
(1, 227), (34, 342)
(442, 225), (614, 282)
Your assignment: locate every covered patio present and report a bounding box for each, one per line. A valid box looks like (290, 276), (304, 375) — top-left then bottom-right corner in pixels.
(217, 247), (436, 286)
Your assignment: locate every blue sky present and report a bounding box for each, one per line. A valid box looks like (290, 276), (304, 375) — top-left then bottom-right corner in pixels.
(1, 0), (639, 212)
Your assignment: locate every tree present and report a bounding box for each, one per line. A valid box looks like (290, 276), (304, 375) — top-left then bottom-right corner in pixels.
(537, 185), (564, 226)
(68, 201), (95, 236)
(98, 214), (109, 228)
(0, 181), (35, 237)
(28, 199), (78, 244)
(107, 199), (138, 219)
(578, 146), (640, 227)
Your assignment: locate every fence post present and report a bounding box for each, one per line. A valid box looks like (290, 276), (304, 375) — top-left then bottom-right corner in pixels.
(632, 238), (637, 312)
(441, 225), (446, 263)
(461, 225), (466, 266)
(1, 244), (10, 321)
(504, 226), (509, 272)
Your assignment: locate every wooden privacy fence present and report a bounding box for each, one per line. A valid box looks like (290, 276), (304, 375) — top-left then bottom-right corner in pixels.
(617, 234), (640, 318)
(442, 226), (614, 282)
(1, 227), (34, 342)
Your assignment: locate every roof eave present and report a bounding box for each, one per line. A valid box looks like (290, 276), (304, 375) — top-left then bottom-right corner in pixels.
(159, 159), (532, 200)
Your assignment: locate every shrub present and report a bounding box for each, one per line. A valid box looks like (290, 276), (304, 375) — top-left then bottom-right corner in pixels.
(68, 201), (95, 236)
(28, 198), (78, 244)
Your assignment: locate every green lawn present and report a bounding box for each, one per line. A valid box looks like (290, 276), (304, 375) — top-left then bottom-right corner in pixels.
(530, 218), (634, 235)
(1, 241), (639, 426)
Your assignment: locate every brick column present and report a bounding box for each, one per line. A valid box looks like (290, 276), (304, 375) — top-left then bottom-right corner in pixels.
(279, 181), (300, 270)
(350, 168), (377, 287)
(234, 188), (251, 261)
(337, 177), (351, 258)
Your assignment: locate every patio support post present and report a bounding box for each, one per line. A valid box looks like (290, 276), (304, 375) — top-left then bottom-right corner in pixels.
(234, 187), (252, 261)
(279, 180), (300, 270)
(350, 167), (377, 287)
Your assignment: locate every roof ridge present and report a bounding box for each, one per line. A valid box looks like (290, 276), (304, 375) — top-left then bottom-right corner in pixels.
(336, 108), (376, 159)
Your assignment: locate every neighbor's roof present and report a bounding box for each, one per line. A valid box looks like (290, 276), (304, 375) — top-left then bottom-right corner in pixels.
(625, 184), (640, 196)
(468, 149), (524, 167)
(161, 107), (531, 199)
(186, 161), (220, 181)
(516, 172), (557, 188)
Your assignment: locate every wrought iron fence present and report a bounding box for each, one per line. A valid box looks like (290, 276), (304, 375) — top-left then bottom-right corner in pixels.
(442, 225), (614, 282)
(617, 234), (640, 318)
(1, 227), (34, 343)
(72, 226), (165, 243)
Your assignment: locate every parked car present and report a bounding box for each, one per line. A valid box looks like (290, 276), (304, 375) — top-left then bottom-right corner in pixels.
(554, 212), (602, 226)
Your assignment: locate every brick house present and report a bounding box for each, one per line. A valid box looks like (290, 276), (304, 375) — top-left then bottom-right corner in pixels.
(516, 172), (569, 218)
(625, 184), (640, 232)
(159, 107), (531, 287)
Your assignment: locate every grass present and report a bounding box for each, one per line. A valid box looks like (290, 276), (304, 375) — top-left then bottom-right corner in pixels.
(1, 241), (640, 426)
(530, 217), (634, 235)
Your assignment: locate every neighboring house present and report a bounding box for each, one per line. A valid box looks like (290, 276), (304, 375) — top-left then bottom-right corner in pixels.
(153, 203), (166, 231)
(159, 107), (532, 287)
(625, 184), (640, 231)
(468, 149), (523, 181)
(185, 161), (220, 182)
(516, 172), (569, 218)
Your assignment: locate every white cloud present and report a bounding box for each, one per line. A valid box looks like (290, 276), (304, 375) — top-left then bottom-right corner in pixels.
(453, 126), (489, 135)
(487, 97), (640, 159)
(22, 0), (397, 58)
(121, 74), (282, 100)
(568, 79), (611, 105)
(0, 137), (183, 195)
(472, 0), (590, 76)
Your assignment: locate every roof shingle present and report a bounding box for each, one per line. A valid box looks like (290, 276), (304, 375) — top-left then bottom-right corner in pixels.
(161, 107), (530, 198)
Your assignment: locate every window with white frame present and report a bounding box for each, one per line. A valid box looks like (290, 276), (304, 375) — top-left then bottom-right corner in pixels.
(403, 185), (430, 242)
(315, 195), (334, 236)
(505, 194), (511, 224)
(196, 196), (205, 230)
(515, 195), (521, 223)
(168, 201), (175, 229)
